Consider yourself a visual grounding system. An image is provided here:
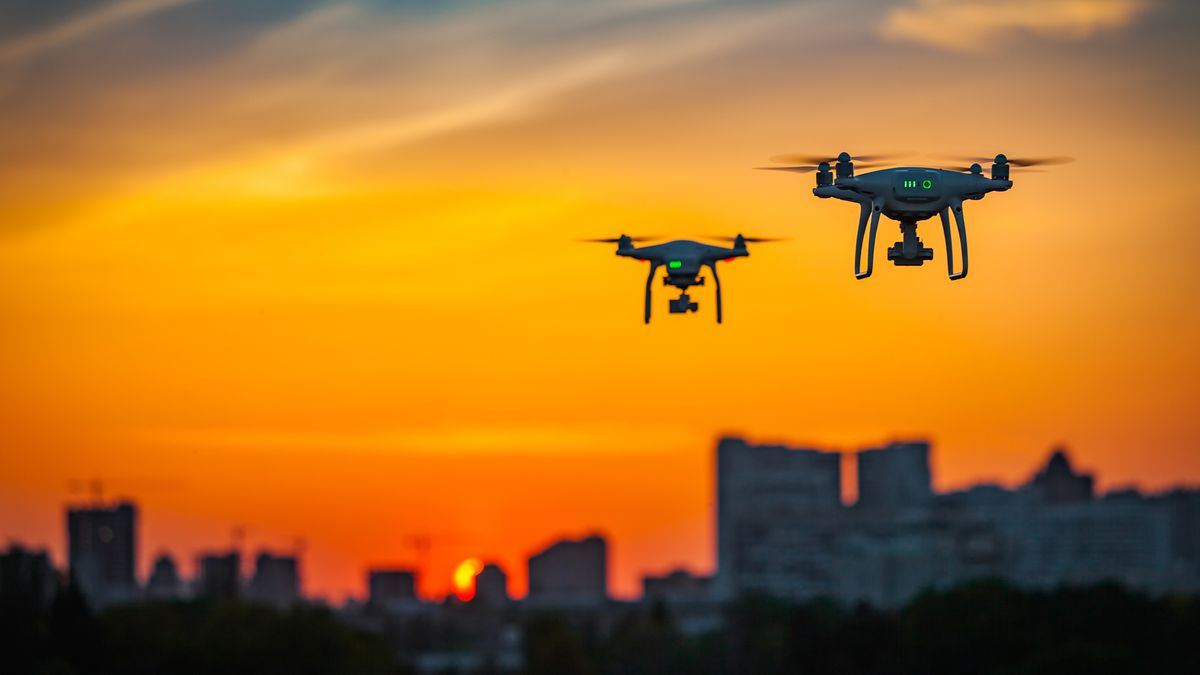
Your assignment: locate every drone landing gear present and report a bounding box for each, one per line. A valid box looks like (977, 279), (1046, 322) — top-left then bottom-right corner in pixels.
(887, 220), (934, 267)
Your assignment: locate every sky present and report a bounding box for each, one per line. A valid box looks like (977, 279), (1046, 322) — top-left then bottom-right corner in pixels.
(1, 0), (1198, 602)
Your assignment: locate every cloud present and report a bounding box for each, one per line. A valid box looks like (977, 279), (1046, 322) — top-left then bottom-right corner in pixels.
(0, 0), (837, 208)
(880, 0), (1154, 52)
(0, 0), (199, 64)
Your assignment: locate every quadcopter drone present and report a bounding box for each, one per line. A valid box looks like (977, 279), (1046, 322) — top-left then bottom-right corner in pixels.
(582, 234), (779, 324)
(761, 152), (1072, 280)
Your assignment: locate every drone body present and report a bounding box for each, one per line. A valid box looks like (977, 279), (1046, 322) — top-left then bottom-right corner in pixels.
(585, 234), (769, 324)
(764, 152), (1069, 280)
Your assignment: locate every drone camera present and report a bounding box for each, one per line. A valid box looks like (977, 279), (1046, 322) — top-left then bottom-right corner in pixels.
(669, 294), (699, 314)
(888, 222), (934, 266)
(887, 243), (934, 266)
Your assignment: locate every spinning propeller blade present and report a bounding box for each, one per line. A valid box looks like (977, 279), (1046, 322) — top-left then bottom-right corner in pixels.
(577, 235), (658, 243)
(755, 165), (821, 173)
(709, 235), (789, 243)
(769, 152), (904, 165)
(933, 153), (1074, 168)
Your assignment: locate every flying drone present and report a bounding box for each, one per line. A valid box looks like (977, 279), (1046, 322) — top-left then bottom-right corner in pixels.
(581, 234), (780, 324)
(760, 152), (1072, 280)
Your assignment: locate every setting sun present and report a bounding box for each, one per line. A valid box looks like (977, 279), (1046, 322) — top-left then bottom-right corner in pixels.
(453, 558), (484, 602)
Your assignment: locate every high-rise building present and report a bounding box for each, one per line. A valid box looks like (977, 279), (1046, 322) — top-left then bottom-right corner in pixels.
(0, 544), (56, 611)
(856, 440), (933, 512)
(715, 437), (842, 600)
(473, 562), (509, 607)
(249, 551), (299, 608)
(367, 569), (417, 610)
(197, 551), (240, 599)
(67, 500), (137, 607)
(527, 534), (607, 606)
(146, 553), (182, 600)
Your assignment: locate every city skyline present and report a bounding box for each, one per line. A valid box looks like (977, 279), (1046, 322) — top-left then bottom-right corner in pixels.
(6, 436), (1196, 604)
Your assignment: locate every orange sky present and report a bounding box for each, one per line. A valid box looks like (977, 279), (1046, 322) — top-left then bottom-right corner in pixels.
(1, 0), (1199, 602)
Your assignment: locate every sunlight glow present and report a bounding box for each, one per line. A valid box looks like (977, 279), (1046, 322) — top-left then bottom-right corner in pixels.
(453, 558), (484, 602)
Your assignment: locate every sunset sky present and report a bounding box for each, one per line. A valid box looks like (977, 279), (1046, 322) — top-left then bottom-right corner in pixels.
(2, 0), (1199, 602)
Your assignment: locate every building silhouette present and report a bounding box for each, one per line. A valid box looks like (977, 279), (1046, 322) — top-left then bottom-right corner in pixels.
(643, 568), (711, 603)
(715, 436), (1200, 608)
(145, 553), (182, 600)
(197, 551), (240, 599)
(1029, 447), (1094, 503)
(249, 551), (299, 609)
(715, 436), (841, 600)
(367, 569), (417, 611)
(67, 500), (137, 607)
(527, 534), (607, 606)
(856, 440), (933, 512)
(0, 544), (56, 611)
(473, 562), (509, 607)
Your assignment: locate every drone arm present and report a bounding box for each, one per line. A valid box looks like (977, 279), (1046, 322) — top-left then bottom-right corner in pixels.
(644, 261), (660, 323)
(708, 262), (723, 324)
(854, 199), (882, 279)
(944, 199), (968, 280)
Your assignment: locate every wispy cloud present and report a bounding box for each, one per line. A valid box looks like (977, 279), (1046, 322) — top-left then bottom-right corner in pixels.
(880, 0), (1154, 52)
(0, 0), (198, 64)
(0, 0), (835, 207)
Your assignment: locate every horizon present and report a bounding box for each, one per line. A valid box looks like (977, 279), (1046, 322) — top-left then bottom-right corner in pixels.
(9, 435), (1194, 604)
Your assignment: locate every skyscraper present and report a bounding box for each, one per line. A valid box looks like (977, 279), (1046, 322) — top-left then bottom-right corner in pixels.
(473, 562), (510, 607)
(367, 569), (417, 610)
(0, 544), (56, 611)
(249, 551), (299, 609)
(856, 440), (933, 512)
(66, 500), (137, 607)
(197, 551), (240, 599)
(715, 437), (842, 600)
(527, 534), (607, 606)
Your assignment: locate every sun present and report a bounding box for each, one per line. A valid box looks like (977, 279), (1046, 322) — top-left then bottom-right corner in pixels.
(452, 558), (483, 601)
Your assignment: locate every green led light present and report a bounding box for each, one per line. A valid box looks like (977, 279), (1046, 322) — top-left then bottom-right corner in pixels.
(668, 260), (682, 269)
(922, 179), (933, 189)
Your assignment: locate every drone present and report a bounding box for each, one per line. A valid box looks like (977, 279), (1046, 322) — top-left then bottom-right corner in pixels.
(582, 234), (779, 324)
(761, 152), (1072, 280)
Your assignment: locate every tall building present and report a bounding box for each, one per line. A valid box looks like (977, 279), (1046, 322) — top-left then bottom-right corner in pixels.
(197, 551), (240, 599)
(146, 553), (182, 600)
(527, 534), (607, 606)
(856, 440), (933, 512)
(473, 562), (509, 607)
(367, 569), (417, 610)
(715, 437), (841, 600)
(67, 500), (138, 607)
(0, 544), (56, 611)
(249, 551), (299, 608)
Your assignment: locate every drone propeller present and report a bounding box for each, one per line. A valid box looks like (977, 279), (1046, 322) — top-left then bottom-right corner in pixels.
(577, 235), (658, 243)
(939, 164), (1047, 175)
(756, 162), (888, 173)
(934, 154), (1074, 168)
(709, 235), (789, 243)
(769, 152), (904, 165)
